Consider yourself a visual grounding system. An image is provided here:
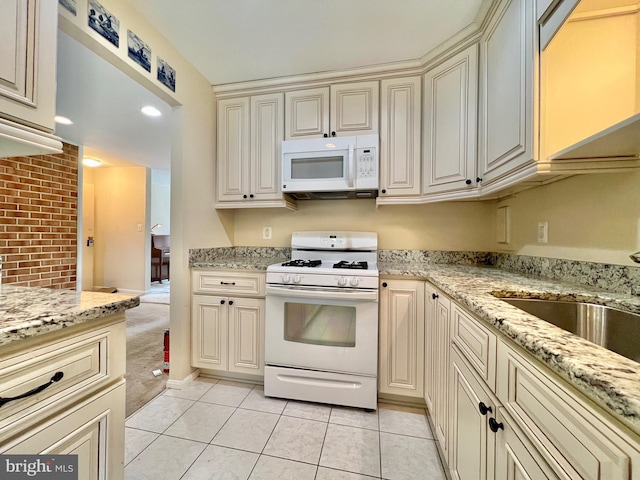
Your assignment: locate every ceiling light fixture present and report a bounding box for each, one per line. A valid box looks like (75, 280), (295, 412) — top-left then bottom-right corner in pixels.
(140, 105), (162, 117)
(54, 115), (73, 125)
(82, 158), (102, 167)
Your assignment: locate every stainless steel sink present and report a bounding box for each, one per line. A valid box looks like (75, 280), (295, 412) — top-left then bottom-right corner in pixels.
(500, 298), (640, 363)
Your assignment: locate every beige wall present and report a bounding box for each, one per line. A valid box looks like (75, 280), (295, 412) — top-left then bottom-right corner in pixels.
(495, 171), (640, 266)
(92, 166), (148, 292)
(234, 200), (496, 251)
(59, 0), (229, 382)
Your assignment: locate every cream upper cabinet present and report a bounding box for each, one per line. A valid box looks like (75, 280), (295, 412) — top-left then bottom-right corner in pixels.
(217, 93), (291, 208)
(285, 81), (379, 139)
(423, 45), (478, 198)
(379, 279), (425, 398)
(0, 0), (62, 156)
(478, 0), (536, 187)
(378, 76), (422, 200)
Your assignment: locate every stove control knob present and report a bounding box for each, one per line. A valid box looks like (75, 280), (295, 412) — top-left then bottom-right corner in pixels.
(293, 275), (302, 284)
(337, 277), (347, 286)
(282, 274), (291, 283)
(350, 277), (360, 286)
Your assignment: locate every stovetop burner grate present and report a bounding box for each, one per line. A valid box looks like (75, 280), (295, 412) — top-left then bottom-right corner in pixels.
(281, 259), (322, 268)
(333, 261), (368, 270)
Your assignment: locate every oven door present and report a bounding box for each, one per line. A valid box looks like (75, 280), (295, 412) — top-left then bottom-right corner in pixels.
(265, 284), (378, 376)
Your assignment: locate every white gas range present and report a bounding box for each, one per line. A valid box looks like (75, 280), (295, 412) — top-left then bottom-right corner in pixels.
(264, 231), (379, 410)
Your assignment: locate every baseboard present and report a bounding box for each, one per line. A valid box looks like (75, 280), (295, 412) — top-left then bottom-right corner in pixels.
(166, 369), (200, 389)
(116, 288), (145, 296)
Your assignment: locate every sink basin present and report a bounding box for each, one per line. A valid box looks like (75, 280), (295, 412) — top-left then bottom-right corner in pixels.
(500, 298), (640, 363)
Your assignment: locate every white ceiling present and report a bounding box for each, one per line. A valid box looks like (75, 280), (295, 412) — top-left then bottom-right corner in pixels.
(129, 0), (485, 86)
(54, 1), (486, 171)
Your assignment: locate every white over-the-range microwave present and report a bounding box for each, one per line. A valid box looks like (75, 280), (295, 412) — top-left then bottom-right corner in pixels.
(281, 134), (378, 199)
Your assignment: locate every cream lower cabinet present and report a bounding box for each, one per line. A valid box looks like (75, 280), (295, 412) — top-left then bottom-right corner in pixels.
(191, 270), (265, 377)
(427, 281), (640, 479)
(378, 279), (425, 398)
(0, 315), (127, 480)
(497, 339), (640, 480)
(424, 283), (451, 458)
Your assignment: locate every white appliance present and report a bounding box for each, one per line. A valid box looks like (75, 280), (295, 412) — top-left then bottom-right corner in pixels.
(264, 231), (379, 410)
(281, 134), (378, 199)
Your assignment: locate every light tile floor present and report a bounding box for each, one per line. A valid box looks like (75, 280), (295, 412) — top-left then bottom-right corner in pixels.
(124, 378), (447, 480)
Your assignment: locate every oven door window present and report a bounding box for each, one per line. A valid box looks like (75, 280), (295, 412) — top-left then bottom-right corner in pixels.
(284, 302), (356, 347)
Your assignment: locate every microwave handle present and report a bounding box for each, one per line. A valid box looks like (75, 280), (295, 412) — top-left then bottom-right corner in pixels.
(348, 143), (356, 188)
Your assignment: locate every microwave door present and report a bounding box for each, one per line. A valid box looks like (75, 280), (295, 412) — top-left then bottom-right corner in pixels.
(283, 150), (350, 192)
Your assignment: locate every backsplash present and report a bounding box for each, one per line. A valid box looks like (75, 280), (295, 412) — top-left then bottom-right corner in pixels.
(491, 253), (640, 297)
(189, 247), (639, 296)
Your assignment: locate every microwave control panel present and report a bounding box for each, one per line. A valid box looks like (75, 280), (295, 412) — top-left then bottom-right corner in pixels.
(356, 148), (377, 180)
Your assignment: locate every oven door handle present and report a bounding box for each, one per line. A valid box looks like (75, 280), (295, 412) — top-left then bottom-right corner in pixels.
(266, 284), (378, 301)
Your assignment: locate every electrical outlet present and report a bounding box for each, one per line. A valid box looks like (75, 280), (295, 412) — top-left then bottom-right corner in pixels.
(262, 226), (272, 240)
(137, 223), (142, 232)
(537, 221), (548, 244)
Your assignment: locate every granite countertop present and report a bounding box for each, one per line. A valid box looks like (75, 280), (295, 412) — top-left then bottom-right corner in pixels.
(0, 285), (140, 347)
(191, 256), (287, 270)
(380, 261), (640, 435)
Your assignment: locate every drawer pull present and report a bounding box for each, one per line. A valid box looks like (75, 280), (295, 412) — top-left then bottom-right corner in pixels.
(0, 371), (64, 408)
(220, 281), (236, 286)
(489, 417), (504, 433)
(478, 402), (492, 415)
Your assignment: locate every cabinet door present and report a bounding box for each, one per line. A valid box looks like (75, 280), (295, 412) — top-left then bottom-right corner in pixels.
(330, 81), (379, 136)
(217, 97), (250, 201)
(0, 0), (57, 132)
(379, 77), (421, 198)
(285, 87), (329, 139)
(228, 297), (265, 375)
(424, 283), (437, 412)
(423, 45), (478, 196)
(494, 408), (559, 480)
(478, 0), (535, 185)
(2, 381), (126, 480)
(191, 295), (228, 371)
(449, 347), (496, 480)
(379, 280), (425, 398)
(432, 289), (451, 458)
(497, 340), (639, 480)
(250, 93), (284, 200)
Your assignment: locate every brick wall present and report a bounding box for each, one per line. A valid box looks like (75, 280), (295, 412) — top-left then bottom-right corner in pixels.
(0, 143), (78, 289)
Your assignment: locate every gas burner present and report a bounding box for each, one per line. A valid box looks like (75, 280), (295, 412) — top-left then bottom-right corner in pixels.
(333, 261), (368, 270)
(281, 259), (322, 268)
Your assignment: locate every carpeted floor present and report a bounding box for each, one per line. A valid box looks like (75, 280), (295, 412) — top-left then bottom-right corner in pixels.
(125, 281), (170, 417)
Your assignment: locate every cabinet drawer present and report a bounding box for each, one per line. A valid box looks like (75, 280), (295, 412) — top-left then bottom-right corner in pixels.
(1, 380), (125, 480)
(497, 339), (640, 480)
(0, 321), (125, 440)
(192, 270), (265, 296)
(451, 304), (497, 391)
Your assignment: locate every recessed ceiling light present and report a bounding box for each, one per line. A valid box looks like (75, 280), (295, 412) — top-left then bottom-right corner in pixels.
(55, 115), (73, 125)
(83, 158), (102, 167)
(140, 105), (162, 117)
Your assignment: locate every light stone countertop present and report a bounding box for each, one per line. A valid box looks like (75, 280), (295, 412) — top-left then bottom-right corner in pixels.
(0, 285), (140, 347)
(191, 256), (288, 271)
(380, 262), (640, 435)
